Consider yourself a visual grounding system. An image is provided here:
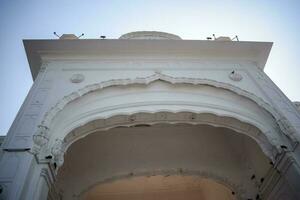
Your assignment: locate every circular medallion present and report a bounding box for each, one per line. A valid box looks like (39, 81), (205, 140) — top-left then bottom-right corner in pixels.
(229, 71), (243, 82)
(70, 74), (85, 83)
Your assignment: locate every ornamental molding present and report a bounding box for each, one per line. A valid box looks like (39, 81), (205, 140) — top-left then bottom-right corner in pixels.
(51, 139), (65, 167)
(255, 70), (300, 143)
(31, 125), (49, 155)
(77, 169), (250, 200)
(256, 70), (300, 120)
(39, 71), (296, 145)
(38, 112), (278, 169)
(40, 168), (54, 188)
(40, 168), (61, 199)
(60, 112), (275, 161)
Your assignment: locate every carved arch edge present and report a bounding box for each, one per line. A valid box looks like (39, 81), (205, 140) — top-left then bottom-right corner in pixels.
(39, 72), (297, 144)
(60, 111), (275, 160)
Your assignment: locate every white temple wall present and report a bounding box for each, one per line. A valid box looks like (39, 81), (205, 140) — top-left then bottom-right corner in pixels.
(4, 57), (298, 150)
(1, 37), (300, 199)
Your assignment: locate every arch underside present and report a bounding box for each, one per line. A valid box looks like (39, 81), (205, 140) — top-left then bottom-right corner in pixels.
(82, 175), (236, 200)
(54, 124), (271, 200)
(63, 111), (275, 160)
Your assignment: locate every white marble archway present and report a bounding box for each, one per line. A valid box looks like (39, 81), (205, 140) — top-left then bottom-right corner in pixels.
(32, 79), (292, 167)
(29, 78), (294, 200)
(38, 72), (297, 144)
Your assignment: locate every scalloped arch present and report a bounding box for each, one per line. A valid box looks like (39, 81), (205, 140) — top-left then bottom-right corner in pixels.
(62, 111), (275, 161)
(40, 72), (294, 142)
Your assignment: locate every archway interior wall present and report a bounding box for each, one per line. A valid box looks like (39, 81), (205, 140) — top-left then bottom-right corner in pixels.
(82, 175), (237, 200)
(55, 124), (270, 199)
(40, 81), (290, 162)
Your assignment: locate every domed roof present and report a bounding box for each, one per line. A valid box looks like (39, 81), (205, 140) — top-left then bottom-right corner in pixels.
(59, 34), (79, 40)
(119, 31), (181, 40)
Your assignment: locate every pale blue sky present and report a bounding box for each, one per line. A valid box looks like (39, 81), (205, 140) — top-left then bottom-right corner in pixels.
(0, 0), (299, 135)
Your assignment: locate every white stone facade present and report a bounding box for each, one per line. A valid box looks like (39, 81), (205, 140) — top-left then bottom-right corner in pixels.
(0, 31), (300, 199)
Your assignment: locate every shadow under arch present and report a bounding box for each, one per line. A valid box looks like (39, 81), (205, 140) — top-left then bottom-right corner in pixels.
(53, 122), (270, 200)
(77, 170), (241, 200)
(62, 111), (275, 161)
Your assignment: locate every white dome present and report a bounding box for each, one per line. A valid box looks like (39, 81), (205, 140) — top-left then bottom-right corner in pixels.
(119, 31), (182, 40)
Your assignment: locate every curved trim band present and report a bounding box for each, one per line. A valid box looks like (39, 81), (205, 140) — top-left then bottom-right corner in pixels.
(40, 72), (295, 143)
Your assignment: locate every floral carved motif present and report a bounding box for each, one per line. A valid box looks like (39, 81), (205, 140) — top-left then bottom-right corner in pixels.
(51, 139), (65, 167)
(32, 125), (49, 154)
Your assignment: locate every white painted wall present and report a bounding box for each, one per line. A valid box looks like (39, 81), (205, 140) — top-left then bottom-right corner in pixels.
(1, 33), (300, 199)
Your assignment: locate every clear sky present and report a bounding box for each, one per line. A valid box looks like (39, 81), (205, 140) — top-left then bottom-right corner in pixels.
(0, 0), (299, 135)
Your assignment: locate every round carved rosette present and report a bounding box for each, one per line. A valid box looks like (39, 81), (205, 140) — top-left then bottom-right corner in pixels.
(70, 74), (85, 83)
(229, 71), (243, 82)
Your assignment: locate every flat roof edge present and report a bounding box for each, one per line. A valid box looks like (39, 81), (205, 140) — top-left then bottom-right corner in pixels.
(23, 39), (273, 80)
